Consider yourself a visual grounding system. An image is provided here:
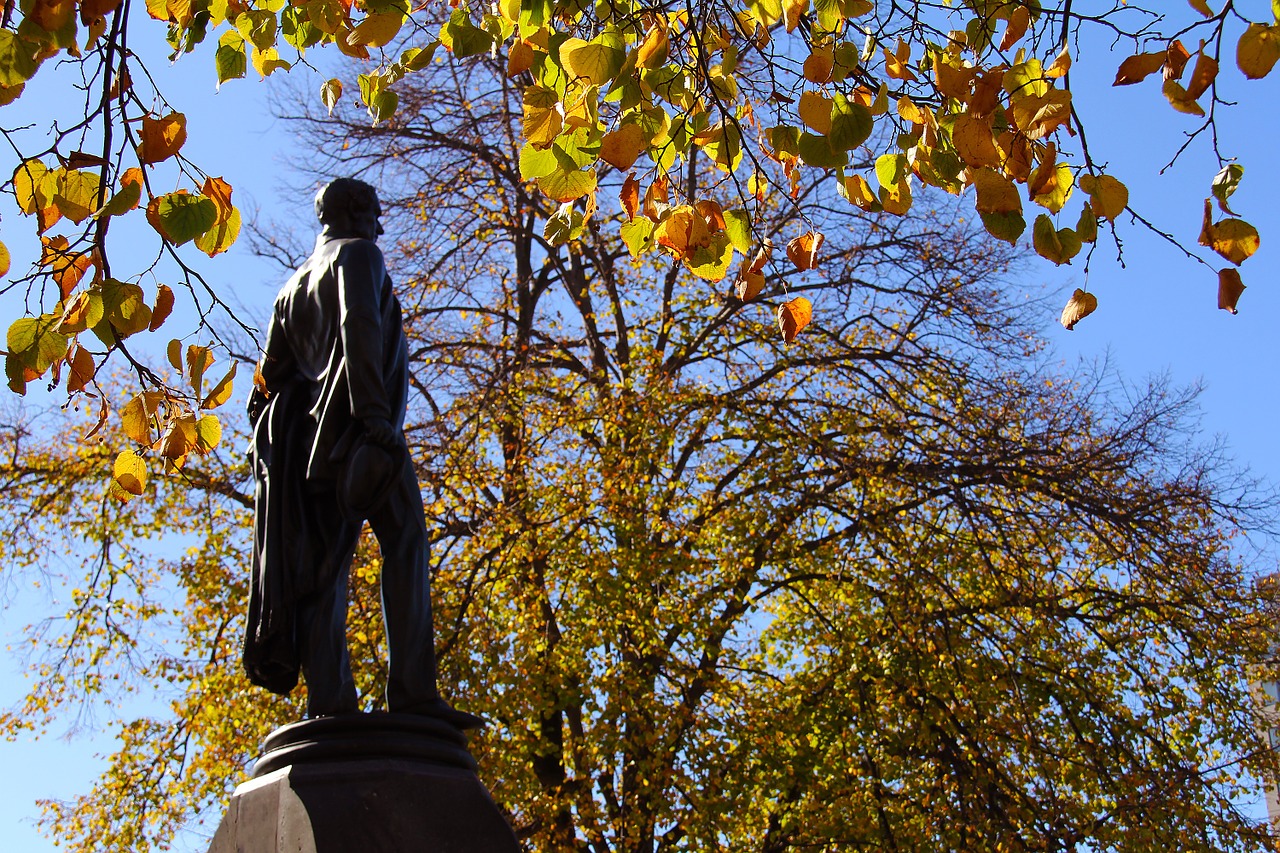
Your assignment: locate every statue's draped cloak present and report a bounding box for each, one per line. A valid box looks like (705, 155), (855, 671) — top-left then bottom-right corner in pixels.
(244, 234), (409, 694)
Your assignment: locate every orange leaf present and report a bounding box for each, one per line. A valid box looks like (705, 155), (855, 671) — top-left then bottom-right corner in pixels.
(67, 344), (95, 393)
(599, 124), (647, 171)
(149, 283), (174, 332)
(1165, 39), (1191, 81)
(507, 40), (534, 77)
(999, 6), (1030, 51)
(883, 39), (916, 82)
(952, 113), (1002, 168)
(138, 112), (187, 165)
(620, 173), (639, 220)
(734, 269), (765, 301)
(786, 231), (823, 270)
(1184, 50), (1218, 101)
(803, 45), (834, 83)
(1113, 51), (1166, 85)
(1218, 268), (1245, 314)
(778, 296), (812, 342)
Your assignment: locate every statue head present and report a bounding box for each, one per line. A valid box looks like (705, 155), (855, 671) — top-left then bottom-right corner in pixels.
(315, 178), (384, 241)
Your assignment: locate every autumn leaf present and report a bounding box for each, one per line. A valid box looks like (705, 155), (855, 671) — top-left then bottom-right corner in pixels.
(1033, 214), (1082, 265)
(972, 167), (1021, 215)
(999, 5), (1030, 51)
(346, 11), (404, 48)
(620, 173), (639, 220)
(66, 344), (94, 393)
(777, 296), (813, 342)
(507, 40), (534, 77)
(599, 124), (646, 171)
(883, 39), (916, 81)
(636, 23), (668, 69)
(321, 78), (342, 115)
(1184, 50), (1218, 101)
(138, 112), (187, 164)
(1206, 218), (1260, 265)
(952, 114), (1002, 168)
(1237, 23), (1280, 79)
(1078, 174), (1128, 221)
(1165, 39), (1192, 81)
(147, 191), (219, 245)
(112, 449), (148, 498)
(798, 91), (833, 135)
(786, 231), (823, 270)
(1211, 163), (1244, 215)
(1218, 268), (1245, 314)
(804, 45), (834, 83)
(1113, 52), (1166, 85)
(149, 284), (175, 332)
(201, 363), (237, 409)
(1060, 288), (1097, 330)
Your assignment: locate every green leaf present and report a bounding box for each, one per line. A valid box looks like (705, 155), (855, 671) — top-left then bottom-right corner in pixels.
(101, 279), (153, 336)
(620, 217), (655, 258)
(215, 35), (247, 87)
(520, 143), (557, 180)
(543, 202), (584, 245)
(235, 10), (277, 51)
(558, 35), (625, 86)
(829, 94), (873, 151)
(686, 233), (734, 281)
(1032, 214), (1082, 265)
(195, 414), (222, 453)
(798, 133), (849, 168)
(0, 30), (39, 87)
(97, 180), (141, 219)
(443, 12), (494, 59)
(370, 89), (398, 123)
(723, 209), (752, 255)
(7, 314), (68, 375)
(1211, 163), (1244, 215)
(1076, 202), (1098, 243)
(875, 153), (906, 188)
(980, 211), (1026, 245)
(147, 192), (219, 245)
(767, 125), (801, 160)
(537, 167), (596, 203)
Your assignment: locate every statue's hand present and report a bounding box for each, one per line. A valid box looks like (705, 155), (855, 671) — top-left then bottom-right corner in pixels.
(362, 417), (398, 448)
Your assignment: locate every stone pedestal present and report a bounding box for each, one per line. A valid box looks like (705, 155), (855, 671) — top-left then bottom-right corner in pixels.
(208, 712), (519, 852)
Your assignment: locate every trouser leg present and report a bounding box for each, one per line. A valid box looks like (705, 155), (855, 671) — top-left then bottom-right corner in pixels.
(297, 523), (361, 717)
(368, 464), (439, 713)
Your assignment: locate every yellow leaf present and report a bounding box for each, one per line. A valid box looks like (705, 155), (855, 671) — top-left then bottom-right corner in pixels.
(777, 296), (812, 342)
(201, 363), (237, 409)
(952, 113), (1002, 168)
(1030, 163), (1074, 214)
(1078, 173), (1128, 221)
(113, 449), (148, 497)
(797, 91), (833, 135)
(1162, 79), (1205, 115)
(0, 239), (9, 278)
(195, 414), (222, 453)
(186, 344), (214, 395)
(66, 344), (94, 393)
(599, 124), (647, 171)
(507, 40), (534, 77)
(346, 11), (404, 48)
(655, 206), (712, 261)
(1218, 268), (1245, 314)
(120, 393), (157, 445)
(137, 112), (187, 165)
(1045, 45), (1071, 79)
(999, 6), (1030, 51)
(637, 23), (668, 69)
(786, 231), (823, 270)
(160, 413), (198, 459)
(1060, 288), (1097, 330)
(972, 167), (1021, 215)
(1207, 218), (1260, 265)
(781, 0), (808, 33)
(522, 86), (562, 149)
(1188, 0), (1214, 17)
(883, 39), (916, 81)
(840, 174), (878, 211)
(558, 37), (624, 86)
(1237, 23), (1280, 79)
(896, 95), (926, 125)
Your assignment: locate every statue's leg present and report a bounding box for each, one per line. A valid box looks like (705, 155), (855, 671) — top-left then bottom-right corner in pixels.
(369, 463), (439, 713)
(296, 519), (362, 717)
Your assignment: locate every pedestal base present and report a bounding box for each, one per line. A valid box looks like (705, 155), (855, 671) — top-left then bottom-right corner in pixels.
(207, 713), (518, 852)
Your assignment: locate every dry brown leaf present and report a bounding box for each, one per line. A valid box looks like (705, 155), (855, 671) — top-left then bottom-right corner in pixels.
(1218, 268), (1245, 314)
(734, 270), (765, 301)
(1059, 288), (1097, 331)
(1184, 50), (1218, 101)
(1165, 39), (1191, 81)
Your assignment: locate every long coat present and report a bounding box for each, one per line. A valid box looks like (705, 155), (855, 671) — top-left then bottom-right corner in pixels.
(243, 233), (410, 694)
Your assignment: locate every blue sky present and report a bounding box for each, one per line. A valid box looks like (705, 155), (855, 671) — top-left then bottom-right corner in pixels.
(1, 2), (1278, 849)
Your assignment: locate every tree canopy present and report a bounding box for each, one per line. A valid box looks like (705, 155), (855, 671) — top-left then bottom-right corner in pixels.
(0, 1), (1275, 474)
(2, 47), (1278, 853)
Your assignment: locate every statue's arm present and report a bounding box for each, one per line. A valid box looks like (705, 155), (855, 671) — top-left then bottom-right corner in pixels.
(247, 307), (290, 425)
(336, 240), (393, 425)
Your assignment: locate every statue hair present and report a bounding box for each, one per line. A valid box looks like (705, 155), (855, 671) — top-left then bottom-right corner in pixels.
(314, 178), (379, 225)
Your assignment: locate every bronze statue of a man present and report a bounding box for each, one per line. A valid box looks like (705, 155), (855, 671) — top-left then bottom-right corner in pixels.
(244, 178), (446, 719)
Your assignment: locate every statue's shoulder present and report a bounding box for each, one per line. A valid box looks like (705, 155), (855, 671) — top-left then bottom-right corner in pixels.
(329, 236), (385, 266)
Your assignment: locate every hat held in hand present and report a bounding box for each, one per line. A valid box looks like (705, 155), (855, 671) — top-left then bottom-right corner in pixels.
(338, 436), (406, 520)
